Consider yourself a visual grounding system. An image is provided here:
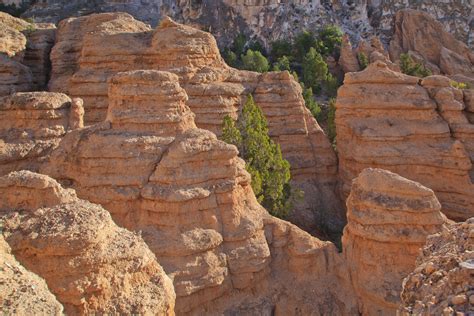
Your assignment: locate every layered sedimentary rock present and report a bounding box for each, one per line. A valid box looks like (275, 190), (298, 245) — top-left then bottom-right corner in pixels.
(336, 61), (474, 221)
(0, 170), (176, 315)
(342, 168), (446, 315)
(0, 92), (83, 176)
(0, 234), (63, 315)
(47, 13), (342, 233)
(21, 1), (473, 49)
(389, 9), (474, 80)
(42, 69), (356, 314)
(0, 12), (55, 95)
(400, 218), (474, 315)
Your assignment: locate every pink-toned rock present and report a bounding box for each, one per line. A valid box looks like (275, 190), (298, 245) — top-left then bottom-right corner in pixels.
(1, 170), (176, 315)
(342, 168), (447, 315)
(47, 13), (342, 234)
(42, 69), (356, 314)
(336, 62), (474, 221)
(0, 92), (83, 176)
(339, 34), (360, 73)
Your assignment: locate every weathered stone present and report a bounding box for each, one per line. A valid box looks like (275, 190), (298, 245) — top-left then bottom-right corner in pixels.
(342, 168), (447, 315)
(336, 62), (474, 221)
(1, 170), (176, 315)
(400, 218), (474, 315)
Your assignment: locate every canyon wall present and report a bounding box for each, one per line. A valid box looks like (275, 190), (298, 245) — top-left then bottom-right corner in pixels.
(336, 61), (474, 221)
(19, 0), (473, 49)
(46, 13), (343, 234)
(40, 69), (357, 314)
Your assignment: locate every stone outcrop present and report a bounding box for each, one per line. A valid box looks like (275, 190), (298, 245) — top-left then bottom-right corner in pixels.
(21, 1), (473, 49)
(400, 218), (474, 315)
(41, 69), (357, 314)
(336, 61), (474, 221)
(0, 234), (63, 315)
(0, 92), (83, 176)
(0, 12), (55, 95)
(342, 168), (447, 315)
(47, 13), (342, 234)
(0, 170), (176, 315)
(389, 9), (474, 80)
(339, 34), (360, 73)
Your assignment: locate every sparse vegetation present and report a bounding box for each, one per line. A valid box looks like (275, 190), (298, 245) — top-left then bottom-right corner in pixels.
(399, 53), (432, 78)
(450, 81), (471, 90)
(357, 52), (369, 70)
(326, 98), (337, 144)
(221, 95), (296, 218)
(241, 49), (270, 73)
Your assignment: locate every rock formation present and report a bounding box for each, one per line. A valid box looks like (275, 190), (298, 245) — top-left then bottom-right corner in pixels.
(46, 13), (342, 234)
(400, 218), (474, 315)
(0, 234), (63, 315)
(0, 92), (83, 176)
(40, 69), (357, 314)
(342, 168), (447, 315)
(0, 12), (55, 95)
(0, 170), (176, 315)
(339, 34), (360, 73)
(336, 61), (474, 221)
(20, 0), (473, 49)
(389, 9), (474, 81)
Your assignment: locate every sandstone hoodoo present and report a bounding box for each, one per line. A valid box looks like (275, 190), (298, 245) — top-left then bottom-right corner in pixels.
(342, 168), (447, 315)
(0, 4), (473, 315)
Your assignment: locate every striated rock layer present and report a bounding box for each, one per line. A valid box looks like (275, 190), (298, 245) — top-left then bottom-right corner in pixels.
(336, 61), (474, 221)
(342, 168), (447, 315)
(42, 69), (357, 314)
(0, 170), (176, 315)
(47, 13), (342, 233)
(0, 92), (83, 176)
(0, 13), (55, 95)
(400, 218), (474, 315)
(0, 234), (63, 315)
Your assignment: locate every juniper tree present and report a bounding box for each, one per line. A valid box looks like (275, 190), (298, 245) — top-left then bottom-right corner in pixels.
(221, 95), (293, 218)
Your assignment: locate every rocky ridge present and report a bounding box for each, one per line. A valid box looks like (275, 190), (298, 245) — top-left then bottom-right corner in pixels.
(19, 0), (474, 49)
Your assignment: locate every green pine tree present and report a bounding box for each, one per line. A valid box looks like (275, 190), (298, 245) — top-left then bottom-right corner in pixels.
(302, 47), (328, 93)
(221, 95), (294, 218)
(241, 49), (270, 73)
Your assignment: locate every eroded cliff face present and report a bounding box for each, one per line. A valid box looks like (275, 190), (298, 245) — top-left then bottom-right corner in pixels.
(46, 13), (343, 234)
(342, 168), (447, 315)
(336, 61), (474, 221)
(0, 12), (55, 95)
(0, 92), (83, 176)
(39, 69), (356, 314)
(20, 0), (473, 49)
(0, 170), (176, 315)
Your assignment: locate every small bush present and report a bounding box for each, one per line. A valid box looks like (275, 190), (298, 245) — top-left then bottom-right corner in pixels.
(302, 86), (322, 120)
(357, 52), (369, 70)
(327, 98), (337, 144)
(318, 25), (343, 57)
(294, 31), (317, 62)
(399, 53), (432, 78)
(450, 81), (470, 90)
